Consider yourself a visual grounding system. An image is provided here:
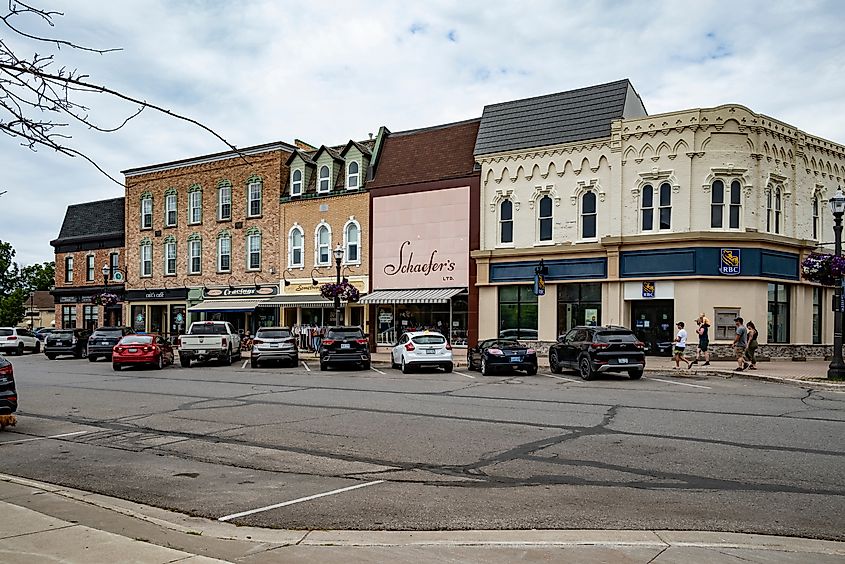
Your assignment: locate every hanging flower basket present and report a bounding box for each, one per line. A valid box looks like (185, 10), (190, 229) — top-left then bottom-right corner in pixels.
(320, 280), (360, 303)
(801, 252), (845, 286)
(92, 292), (120, 307)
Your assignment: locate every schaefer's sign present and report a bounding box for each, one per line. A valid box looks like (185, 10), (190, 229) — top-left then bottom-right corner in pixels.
(203, 285), (278, 299)
(719, 248), (741, 276)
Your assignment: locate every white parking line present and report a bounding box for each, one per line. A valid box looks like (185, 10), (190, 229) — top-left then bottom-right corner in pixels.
(0, 430), (88, 446)
(544, 373), (579, 383)
(371, 367), (386, 375)
(241, 360), (249, 369)
(453, 371), (475, 379)
(302, 361), (311, 372)
(218, 480), (385, 522)
(648, 377), (711, 389)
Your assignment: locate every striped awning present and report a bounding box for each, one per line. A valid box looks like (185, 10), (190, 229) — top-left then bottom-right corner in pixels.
(188, 298), (270, 312)
(260, 295), (338, 308)
(359, 288), (466, 305)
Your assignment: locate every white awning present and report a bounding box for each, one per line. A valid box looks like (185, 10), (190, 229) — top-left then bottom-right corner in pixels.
(188, 298), (272, 312)
(358, 288), (466, 305)
(260, 295), (338, 308)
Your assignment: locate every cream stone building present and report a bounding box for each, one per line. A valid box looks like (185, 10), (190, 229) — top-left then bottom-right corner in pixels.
(472, 80), (842, 357)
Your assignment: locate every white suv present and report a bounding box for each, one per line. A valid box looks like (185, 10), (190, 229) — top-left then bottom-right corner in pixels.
(391, 331), (453, 374)
(0, 327), (40, 355)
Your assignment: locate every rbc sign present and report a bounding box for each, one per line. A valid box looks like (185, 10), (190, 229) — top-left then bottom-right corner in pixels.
(719, 248), (741, 276)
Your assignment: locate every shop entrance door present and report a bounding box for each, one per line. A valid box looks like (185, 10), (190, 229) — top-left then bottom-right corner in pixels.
(631, 300), (674, 356)
(150, 305), (167, 336)
(349, 306), (364, 329)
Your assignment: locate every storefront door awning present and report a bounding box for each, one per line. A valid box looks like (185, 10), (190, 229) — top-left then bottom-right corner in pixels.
(359, 287), (466, 304)
(260, 295), (338, 308)
(188, 298), (271, 312)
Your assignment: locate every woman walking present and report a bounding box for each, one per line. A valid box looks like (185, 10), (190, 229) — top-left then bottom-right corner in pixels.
(692, 314), (711, 366)
(745, 321), (759, 370)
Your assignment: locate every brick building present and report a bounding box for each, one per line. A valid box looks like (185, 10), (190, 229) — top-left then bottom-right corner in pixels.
(50, 198), (126, 330)
(264, 140), (374, 332)
(121, 142), (295, 337)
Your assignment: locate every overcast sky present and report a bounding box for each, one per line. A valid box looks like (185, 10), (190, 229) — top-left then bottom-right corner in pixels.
(2, 0), (844, 266)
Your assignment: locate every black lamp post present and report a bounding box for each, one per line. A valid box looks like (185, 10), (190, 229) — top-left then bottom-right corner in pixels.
(29, 292), (35, 330)
(828, 188), (845, 380)
(333, 244), (344, 325)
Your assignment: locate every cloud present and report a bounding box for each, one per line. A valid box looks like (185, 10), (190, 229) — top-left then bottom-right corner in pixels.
(2, 0), (844, 265)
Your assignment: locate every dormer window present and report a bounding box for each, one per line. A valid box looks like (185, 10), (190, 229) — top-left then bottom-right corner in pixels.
(318, 165), (331, 193)
(347, 161), (359, 190)
(291, 169), (302, 196)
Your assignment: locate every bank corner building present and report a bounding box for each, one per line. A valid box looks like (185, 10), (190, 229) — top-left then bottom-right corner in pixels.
(473, 79), (840, 358)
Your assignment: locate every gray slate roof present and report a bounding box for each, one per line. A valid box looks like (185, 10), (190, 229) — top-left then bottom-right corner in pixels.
(474, 79), (647, 156)
(54, 197), (125, 243)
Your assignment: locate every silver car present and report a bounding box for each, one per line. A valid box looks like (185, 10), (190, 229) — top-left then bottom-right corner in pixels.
(250, 327), (299, 368)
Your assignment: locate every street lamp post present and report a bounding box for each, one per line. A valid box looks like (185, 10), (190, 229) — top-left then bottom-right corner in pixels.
(333, 244), (344, 325)
(101, 264), (112, 326)
(29, 292), (35, 330)
(828, 188), (845, 380)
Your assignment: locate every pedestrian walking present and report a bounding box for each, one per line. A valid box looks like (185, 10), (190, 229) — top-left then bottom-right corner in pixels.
(733, 317), (749, 371)
(310, 323), (320, 355)
(745, 321), (759, 370)
(673, 321), (693, 369)
(692, 314), (711, 366)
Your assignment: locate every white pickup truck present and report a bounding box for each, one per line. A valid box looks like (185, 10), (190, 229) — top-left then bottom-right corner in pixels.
(177, 321), (241, 367)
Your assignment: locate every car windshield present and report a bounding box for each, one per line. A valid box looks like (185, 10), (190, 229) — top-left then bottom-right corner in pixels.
(120, 336), (153, 344)
(189, 324), (228, 335)
(93, 330), (124, 338)
(52, 330), (73, 336)
(0, 329), (12, 336)
(256, 330), (291, 339)
(327, 328), (364, 339)
(411, 335), (446, 345)
(596, 331), (638, 343)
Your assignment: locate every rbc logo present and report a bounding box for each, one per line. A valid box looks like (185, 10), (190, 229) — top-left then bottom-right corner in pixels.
(719, 249), (741, 275)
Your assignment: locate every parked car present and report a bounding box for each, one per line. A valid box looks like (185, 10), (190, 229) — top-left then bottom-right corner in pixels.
(391, 331), (453, 373)
(35, 328), (55, 342)
(0, 327), (40, 355)
(0, 356), (17, 419)
(44, 329), (91, 359)
(250, 327), (298, 368)
(177, 321), (241, 367)
(87, 327), (135, 362)
(112, 334), (175, 371)
(319, 326), (370, 371)
(467, 338), (538, 376)
(548, 325), (646, 380)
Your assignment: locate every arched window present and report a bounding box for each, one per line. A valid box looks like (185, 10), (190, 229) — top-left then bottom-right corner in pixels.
(164, 236), (177, 276)
(164, 188), (178, 227)
(217, 231), (232, 272)
(140, 239), (152, 277)
(641, 184), (654, 231)
(315, 224), (331, 265)
(247, 228), (261, 270)
(218, 181), (232, 221)
(813, 195), (820, 240)
(767, 186), (782, 234)
(347, 161), (359, 190)
(658, 182), (671, 230)
(289, 226), (304, 267)
(499, 200), (513, 244)
(140, 193), (153, 230)
(711, 179), (741, 229)
(581, 191), (597, 239)
(318, 165), (331, 193)
(291, 169), (302, 196)
(538, 196), (553, 242)
(187, 234), (202, 274)
(345, 220), (360, 263)
(247, 176), (262, 217)
(188, 184), (202, 225)
(774, 187), (782, 234)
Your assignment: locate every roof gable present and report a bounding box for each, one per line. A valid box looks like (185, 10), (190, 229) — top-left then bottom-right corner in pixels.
(53, 197), (125, 244)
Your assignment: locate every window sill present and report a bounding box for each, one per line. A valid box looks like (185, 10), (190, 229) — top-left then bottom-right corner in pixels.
(164, 273), (176, 277)
(164, 224), (177, 229)
(188, 222), (202, 227)
(217, 218), (232, 223)
(246, 215), (263, 220)
(141, 227), (153, 231)
(288, 264), (304, 270)
(534, 241), (554, 247)
(496, 243), (515, 249)
(188, 272), (202, 276)
(216, 270), (232, 275)
(246, 268), (262, 273)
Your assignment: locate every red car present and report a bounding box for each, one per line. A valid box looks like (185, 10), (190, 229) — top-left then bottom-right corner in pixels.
(112, 334), (175, 371)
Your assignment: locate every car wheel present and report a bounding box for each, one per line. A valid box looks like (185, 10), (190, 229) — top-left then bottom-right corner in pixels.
(320, 362), (328, 371)
(34, 342), (41, 354)
(112, 363), (121, 371)
(88, 355), (97, 362)
(250, 357), (258, 368)
(15, 344), (23, 356)
(179, 356), (191, 368)
(363, 360), (371, 370)
(525, 366), (537, 376)
(444, 362), (453, 373)
(221, 348), (232, 366)
(466, 353), (474, 371)
(578, 356), (596, 381)
(481, 357), (491, 376)
(549, 351), (562, 374)
(391, 353), (399, 369)
(401, 356), (412, 374)
(155, 355), (164, 370)
(629, 369), (643, 380)
(46, 354), (56, 360)
(74, 348), (84, 359)
(291, 357), (299, 368)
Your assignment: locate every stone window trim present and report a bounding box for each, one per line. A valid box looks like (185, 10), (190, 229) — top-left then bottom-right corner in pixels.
(569, 178), (606, 207)
(139, 237), (153, 279)
(765, 184), (784, 235)
(631, 169), (679, 233)
(346, 161), (360, 190)
(187, 233), (202, 275)
(217, 179), (232, 222)
(164, 188), (178, 227)
(246, 226), (262, 271)
(288, 224), (305, 269)
(812, 185), (826, 240)
(704, 167), (749, 231)
(140, 191), (153, 231)
(291, 169), (303, 197)
(490, 188), (518, 249)
(187, 184), (203, 225)
(343, 217), (361, 265)
(246, 175), (263, 218)
(314, 221), (332, 266)
(163, 236), (177, 277)
(318, 165), (331, 194)
(217, 229), (232, 274)
(578, 190), (598, 242)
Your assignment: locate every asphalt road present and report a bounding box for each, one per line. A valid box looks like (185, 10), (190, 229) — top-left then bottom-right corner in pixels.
(1, 352), (843, 540)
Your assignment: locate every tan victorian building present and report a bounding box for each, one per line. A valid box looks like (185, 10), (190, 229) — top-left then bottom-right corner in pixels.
(121, 142), (295, 338)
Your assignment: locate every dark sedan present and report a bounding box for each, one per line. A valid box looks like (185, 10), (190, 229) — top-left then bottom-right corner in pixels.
(0, 356), (17, 420)
(467, 338), (538, 376)
(320, 326), (370, 370)
(549, 325), (646, 380)
(44, 329), (91, 359)
(87, 327), (134, 361)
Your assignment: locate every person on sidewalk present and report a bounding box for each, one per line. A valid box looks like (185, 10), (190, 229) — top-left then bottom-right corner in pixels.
(745, 321), (759, 370)
(733, 317), (749, 371)
(692, 314), (711, 366)
(673, 321), (693, 370)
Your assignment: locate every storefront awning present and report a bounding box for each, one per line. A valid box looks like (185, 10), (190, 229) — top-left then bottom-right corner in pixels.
(188, 298), (271, 312)
(260, 295), (338, 308)
(359, 288), (466, 305)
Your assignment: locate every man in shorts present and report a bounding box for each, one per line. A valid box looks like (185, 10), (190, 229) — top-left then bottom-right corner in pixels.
(673, 321), (693, 370)
(733, 317), (749, 371)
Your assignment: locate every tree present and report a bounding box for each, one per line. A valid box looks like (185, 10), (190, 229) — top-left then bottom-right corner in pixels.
(0, 239), (19, 294)
(1, 1), (240, 185)
(19, 260), (54, 291)
(0, 288), (26, 326)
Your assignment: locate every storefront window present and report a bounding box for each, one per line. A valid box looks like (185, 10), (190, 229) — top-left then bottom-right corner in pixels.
(132, 305), (146, 332)
(498, 286), (538, 340)
(556, 283), (601, 336)
(83, 305), (98, 331)
(170, 305), (186, 340)
(812, 287), (822, 345)
(62, 305), (76, 329)
(767, 283), (789, 343)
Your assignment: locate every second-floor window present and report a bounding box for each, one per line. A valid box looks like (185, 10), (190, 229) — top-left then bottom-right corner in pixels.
(189, 189), (202, 224)
(318, 165), (330, 193)
(248, 180), (262, 216)
(86, 255), (95, 281)
(291, 169), (302, 196)
(165, 192), (177, 226)
(141, 195), (153, 229)
(289, 226), (304, 267)
(217, 233), (231, 272)
(316, 224), (330, 265)
(538, 195), (553, 242)
(218, 184), (231, 221)
(581, 191), (597, 239)
(711, 179), (742, 229)
(499, 200), (513, 244)
(642, 183), (671, 231)
(345, 221), (360, 263)
(64, 256), (73, 283)
(813, 195), (820, 240)
(188, 236), (202, 274)
(109, 252), (119, 280)
(247, 229), (261, 270)
(140, 241), (152, 277)
(347, 161), (359, 189)
(164, 238), (177, 275)
(767, 186), (782, 234)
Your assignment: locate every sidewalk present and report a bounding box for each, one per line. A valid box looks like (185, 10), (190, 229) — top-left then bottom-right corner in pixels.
(1, 473), (843, 563)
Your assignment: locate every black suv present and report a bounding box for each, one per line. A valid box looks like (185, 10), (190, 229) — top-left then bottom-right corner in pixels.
(548, 325), (646, 380)
(320, 327), (370, 371)
(44, 329), (91, 359)
(0, 356), (16, 420)
(87, 327), (135, 362)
